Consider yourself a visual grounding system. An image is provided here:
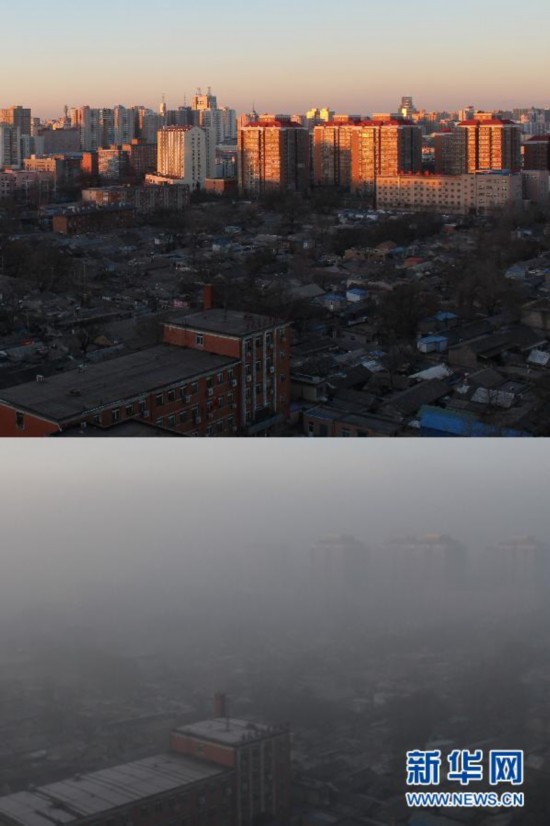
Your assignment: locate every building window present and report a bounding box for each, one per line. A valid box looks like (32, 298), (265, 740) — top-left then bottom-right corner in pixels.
(180, 411), (188, 424)
(112, 408), (120, 423)
(255, 360), (262, 372)
(256, 384), (262, 395)
(167, 414), (176, 428)
(228, 416), (235, 430)
(156, 393), (164, 407)
(156, 417), (164, 426)
(196, 335), (204, 346)
(217, 372), (224, 385)
(191, 382), (198, 394)
(228, 369), (234, 381)
(217, 421), (224, 434)
(206, 426), (214, 436)
(126, 404), (134, 417)
(16, 412), (24, 431)
(218, 397), (225, 409)
(206, 377), (213, 389)
(341, 429), (351, 437)
(168, 390), (176, 402)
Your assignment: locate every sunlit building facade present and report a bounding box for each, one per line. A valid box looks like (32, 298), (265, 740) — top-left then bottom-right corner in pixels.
(458, 114), (522, 172)
(313, 120), (363, 187)
(376, 171), (522, 214)
(350, 117), (422, 194)
(238, 119), (309, 196)
(157, 126), (208, 188)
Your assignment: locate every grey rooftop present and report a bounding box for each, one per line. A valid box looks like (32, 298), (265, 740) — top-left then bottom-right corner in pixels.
(0, 754), (229, 826)
(0, 346), (238, 423)
(168, 310), (287, 338)
(174, 717), (283, 746)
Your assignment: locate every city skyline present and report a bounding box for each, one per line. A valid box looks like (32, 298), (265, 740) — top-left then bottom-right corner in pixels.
(3, 0), (550, 118)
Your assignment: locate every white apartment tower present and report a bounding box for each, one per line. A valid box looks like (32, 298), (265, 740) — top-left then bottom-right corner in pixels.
(157, 126), (208, 188)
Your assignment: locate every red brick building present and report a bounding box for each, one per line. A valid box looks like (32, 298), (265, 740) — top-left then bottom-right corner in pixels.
(0, 309), (292, 437)
(52, 205), (136, 235)
(171, 716), (291, 826)
(0, 700), (291, 826)
(164, 309), (292, 434)
(0, 346), (240, 438)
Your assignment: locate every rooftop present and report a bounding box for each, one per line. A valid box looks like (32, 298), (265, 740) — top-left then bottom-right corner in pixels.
(0, 754), (229, 826)
(174, 717), (284, 746)
(169, 309), (287, 338)
(0, 345), (238, 423)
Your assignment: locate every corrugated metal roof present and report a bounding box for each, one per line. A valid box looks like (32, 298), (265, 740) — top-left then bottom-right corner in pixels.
(0, 754), (228, 826)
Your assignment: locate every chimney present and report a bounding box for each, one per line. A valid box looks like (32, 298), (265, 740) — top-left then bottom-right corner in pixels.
(214, 692), (227, 719)
(204, 284), (215, 312)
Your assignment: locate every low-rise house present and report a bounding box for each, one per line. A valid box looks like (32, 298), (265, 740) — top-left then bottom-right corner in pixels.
(417, 335), (449, 354)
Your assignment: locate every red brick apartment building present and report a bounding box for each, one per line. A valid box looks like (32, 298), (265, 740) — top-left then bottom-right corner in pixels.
(0, 307), (292, 437)
(0, 698), (292, 826)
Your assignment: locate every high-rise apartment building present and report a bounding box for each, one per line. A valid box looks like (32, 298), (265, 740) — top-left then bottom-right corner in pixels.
(98, 146), (130, 181)
(0, 125), (21, 168)
(434, 129), (468, 175)
(192, 87), (218, 111)
(0, 106), (31, 136)
(458, 114), (522, 172)
(400, 96), (417, 118)
(524, 135), (550, 171)
(349, 117), (422, 193)
(71, 106), (100, 151)
(157, 126), (208, 188)
(114, 105), (136, 144)
(140, 110), (163, 144)
(238, 118), (309, 196)
(313, 119), (364, 187)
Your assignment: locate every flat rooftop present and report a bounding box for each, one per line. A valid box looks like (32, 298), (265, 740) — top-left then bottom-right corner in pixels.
(0, 754), (229, 826)
(174, 717), (283, 746)
(169, 309), (286, 338)
(0, 345), (238, 423)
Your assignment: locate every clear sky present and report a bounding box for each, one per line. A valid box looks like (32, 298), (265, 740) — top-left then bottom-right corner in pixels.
(2, 0), (549, 119)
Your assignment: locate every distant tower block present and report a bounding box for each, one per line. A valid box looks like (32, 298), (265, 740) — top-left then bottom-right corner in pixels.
(214, 692), (227, 718)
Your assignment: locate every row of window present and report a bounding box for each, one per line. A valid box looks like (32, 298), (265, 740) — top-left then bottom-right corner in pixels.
(155, 412), (238, 432)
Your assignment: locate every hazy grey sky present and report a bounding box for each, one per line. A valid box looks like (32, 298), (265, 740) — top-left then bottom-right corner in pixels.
(2, 440), (548, 553)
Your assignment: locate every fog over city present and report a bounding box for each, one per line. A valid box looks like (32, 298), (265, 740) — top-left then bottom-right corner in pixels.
(1, 441), (549, 822)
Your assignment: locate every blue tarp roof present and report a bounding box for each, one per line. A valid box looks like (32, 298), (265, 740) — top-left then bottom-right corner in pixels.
(435, 311), (458, 321)
(419, 335), (448, 344)
(419, 406), (529, 437)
